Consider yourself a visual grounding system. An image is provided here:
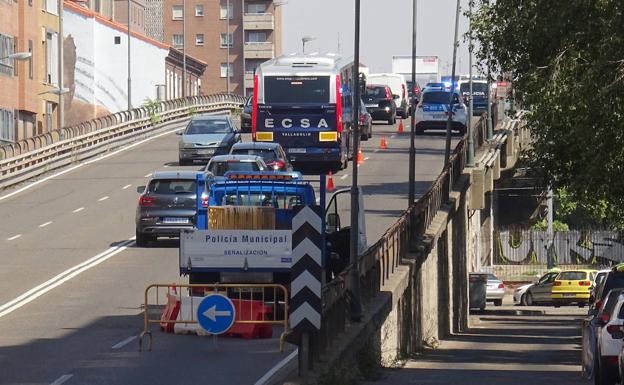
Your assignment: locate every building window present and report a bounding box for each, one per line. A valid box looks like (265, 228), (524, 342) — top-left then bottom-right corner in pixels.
(0, 108), (14, 142)
(220, 3), (233, 19)
(172, 5), (183, 20)
(220, 33), (233, 48)
(44, 0), (59, 15)
(195, 34), (204, 45)
(0, 33), (14, 77)
(220, 63), (233, 78)
(246, 3), (266, 14)
(247, 31), (267, 43)
(28, 40), (33, 79)
(44, 31), (59, 85)
(114, 36), (121, 44)
(45, 101), (55, 132)
(195, 4), (204, 16)
(172, 34), (184, 49)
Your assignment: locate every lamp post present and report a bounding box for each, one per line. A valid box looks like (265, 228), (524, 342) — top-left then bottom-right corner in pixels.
(466, 0), (475, 167)
(408, 0), (418, 207)
(444, 0), (461, 166)
(58, 0), (65, 129)
(182, 0), (187, 97)
(226, 0), (230, 94)
(301, 35), (316, 54)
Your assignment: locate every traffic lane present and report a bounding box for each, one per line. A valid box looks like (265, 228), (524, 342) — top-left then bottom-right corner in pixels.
(0, 238), (292, 385)
(363, 305), (585, 385)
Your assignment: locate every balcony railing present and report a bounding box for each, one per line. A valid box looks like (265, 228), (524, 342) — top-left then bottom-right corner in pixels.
(243, 13), (275, 30)
(244, 42), (274, 59)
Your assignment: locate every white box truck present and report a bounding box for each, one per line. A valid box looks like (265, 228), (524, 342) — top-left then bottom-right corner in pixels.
(392, 55), (440, 87)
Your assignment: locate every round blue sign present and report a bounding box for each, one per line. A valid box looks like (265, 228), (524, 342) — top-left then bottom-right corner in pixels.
(196, 294), (236, 335)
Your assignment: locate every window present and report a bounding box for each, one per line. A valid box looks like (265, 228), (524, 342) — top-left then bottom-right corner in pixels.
(0, 108), (14, 142)
(220, 63), (233, 78)
(114, 36), (121, 44)
(195, 34), (204, 45)
(44, 31), (58, 85)
(195, 4), (204, 16)
(172, 34), (184, 49)
(147, 179), (196, 194)
(220, 3), (233, 19)
(264, 76), (330, 104)
(246, 3), (266, 14)
(172, 5), (183, 20)
(28, 40), (33, 79)
(247, 31), (267, 43)
(45, 102), (55, 132)
(44, 0), (58, 15)
(0, 33), (14, 77)
(220, 33), (233, 48)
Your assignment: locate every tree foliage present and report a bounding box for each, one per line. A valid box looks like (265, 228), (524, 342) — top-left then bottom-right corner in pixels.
(469, 0), (624, 228)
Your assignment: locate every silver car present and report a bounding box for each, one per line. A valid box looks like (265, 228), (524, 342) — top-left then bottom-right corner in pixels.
(486, 273), (505, 306)
(204, 155), (267, 176)
(178, 115), (241, 165)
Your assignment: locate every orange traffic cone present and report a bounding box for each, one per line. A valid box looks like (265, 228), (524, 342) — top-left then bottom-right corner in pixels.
(380, 136), (388, 150)
(327, 171), (335, 192)
(357, 148), (364, 165)
(397, 119), (404, 134)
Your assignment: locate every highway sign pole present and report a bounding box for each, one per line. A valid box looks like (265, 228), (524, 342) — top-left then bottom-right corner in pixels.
(349, 0), (363, 322)
(444, 0), (461, 167)
(466, 0), (475, 167)
(408, 0), (418, 207)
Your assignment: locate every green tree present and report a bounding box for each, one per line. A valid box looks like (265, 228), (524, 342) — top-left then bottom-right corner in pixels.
(470, 0), (624, 229)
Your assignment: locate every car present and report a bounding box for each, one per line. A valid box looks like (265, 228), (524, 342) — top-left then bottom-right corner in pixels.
(363, 84), (397, 125)
(523, 270), (561, 306)
(177, 115), (241, 165)
(486, 273), (505, 306)
(204, 154), (267, 176)
(513, 269), (561, 306)
(415, 87), (468, 135)
(229, 142), (292, 171)
(592, 266), (624, 313)
(240, 95), (252, 133)
(459, 80), (489, 116)
(358, 98), (373, 140)
(551, 269), (597, 307)
(595, 290), (624, 385)
(367, 73), (410, 118)
(135, 171), (198, 247)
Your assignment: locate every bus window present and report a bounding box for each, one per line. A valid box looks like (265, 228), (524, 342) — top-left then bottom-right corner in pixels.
(264, 76), (330, 104)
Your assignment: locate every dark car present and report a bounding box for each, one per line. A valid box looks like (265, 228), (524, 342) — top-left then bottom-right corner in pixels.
(363, 84), (397, 125)
(592, 267), (624, 312)
(407, 80), (422, 109)
(204, 154), (267, 176)
(358, 98), (372, 140)
(459, 80), (489, 116)
(229, 142), (293, 171)
(135, 171), (198, 246)
(177, 115), (241, 165)
(240, 95), (252, 132)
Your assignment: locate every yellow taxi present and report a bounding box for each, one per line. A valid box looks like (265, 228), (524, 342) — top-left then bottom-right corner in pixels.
(551, 269), (597, 307)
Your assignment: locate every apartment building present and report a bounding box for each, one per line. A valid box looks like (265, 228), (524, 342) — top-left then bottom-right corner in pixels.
(162, 0), (282, 96)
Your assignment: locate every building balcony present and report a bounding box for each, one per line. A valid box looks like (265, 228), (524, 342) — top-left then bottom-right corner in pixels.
(244, 42), (274, 59)
(243, 13), (275, 30)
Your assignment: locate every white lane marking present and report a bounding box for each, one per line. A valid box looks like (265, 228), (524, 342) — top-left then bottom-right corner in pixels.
(315, 197), (320, 204)
(144, 173), (152, 178)
(39, 221), (53, 228)
(122, 184), (132, 190)
(98, 196), (109, 202)
(0, 238), (134, 319)
(50, 374), (73, 385)
(374, 149), (380, 153)
(7, 234), (22, 241)
(391, 135), (396, 139)
(364, 156), (370, 161)
(112, 335), (138, 350)
(254, 349), (298, 385)
(72, 207), (84, 213)
(340, 174), (349, 180)
(0, 125), (185, 202)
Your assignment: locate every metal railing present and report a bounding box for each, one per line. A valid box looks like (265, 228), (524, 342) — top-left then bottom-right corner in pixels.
(0, 93), (245, 189)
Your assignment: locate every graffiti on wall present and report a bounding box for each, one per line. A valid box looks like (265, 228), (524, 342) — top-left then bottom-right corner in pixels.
(495, 230), (624, 266)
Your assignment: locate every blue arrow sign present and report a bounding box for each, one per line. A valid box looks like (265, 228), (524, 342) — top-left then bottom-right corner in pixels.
(196, 294), (236, 335)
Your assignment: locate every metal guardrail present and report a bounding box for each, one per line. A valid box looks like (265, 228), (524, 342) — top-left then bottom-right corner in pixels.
(0, 93), (245, 190)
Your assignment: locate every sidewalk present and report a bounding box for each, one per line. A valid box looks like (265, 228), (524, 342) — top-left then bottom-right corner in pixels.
(363, 305), (586, 385)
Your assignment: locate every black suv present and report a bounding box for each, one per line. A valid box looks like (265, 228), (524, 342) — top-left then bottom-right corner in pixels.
(135, 171), (198, 246)
(363, 85), (397, 125)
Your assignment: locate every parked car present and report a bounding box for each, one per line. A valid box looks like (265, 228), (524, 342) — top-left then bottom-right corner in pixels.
(595, 290), (624, 385)
(552, 269), (597, 307)
(523, 270), (560, 306)
(591, 266), (624, 313)
(415, 86), (468, 135)
(513, 269), (561, 306)
(229, 142), (292, 171)
(177, 115), (241, 165)
(363, 85), (397, 125)
(486, 273), (505, 306)
(240, 95), (252, 133)
(135, 171), (198, 246)
(204, 154), (267, 176)
(359, 98), (373, 140)
(367, 73), (410, 118)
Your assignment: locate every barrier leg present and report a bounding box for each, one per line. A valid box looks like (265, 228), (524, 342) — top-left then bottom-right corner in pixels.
(138, 330), (152, 352)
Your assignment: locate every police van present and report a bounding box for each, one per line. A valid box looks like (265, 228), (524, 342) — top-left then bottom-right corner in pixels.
(251, 54), (354, 173)
(415, 85), (468, 135)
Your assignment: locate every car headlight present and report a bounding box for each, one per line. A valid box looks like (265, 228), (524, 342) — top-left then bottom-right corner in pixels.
(182, 143), (195, 149)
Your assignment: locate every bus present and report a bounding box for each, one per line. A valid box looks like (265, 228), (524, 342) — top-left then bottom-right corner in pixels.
(251, 53), (354, 173)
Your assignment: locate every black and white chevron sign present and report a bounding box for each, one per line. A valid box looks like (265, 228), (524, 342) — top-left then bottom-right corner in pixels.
(290, 205), (323, 332)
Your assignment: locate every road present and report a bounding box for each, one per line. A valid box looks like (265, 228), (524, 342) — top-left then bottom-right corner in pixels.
(0, 116), (458, 385)
(364, 305), (585, 385)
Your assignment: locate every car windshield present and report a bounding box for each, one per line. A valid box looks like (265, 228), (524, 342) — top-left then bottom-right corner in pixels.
(207, 161), (261, 176)
(231, 148), (277, 163)
(487, 274), (499, 281)
(147, 179), (196, 194)
(364, 86), (387, 99)
(460, 82), (488, 95)
(222, 192), (303, 208)
(558, 271), (587, 280)
(422, 91), (454, 104)
(602, 273), (624, 299)
(185, 119), (232, 135)
(603, 290), (624, 316)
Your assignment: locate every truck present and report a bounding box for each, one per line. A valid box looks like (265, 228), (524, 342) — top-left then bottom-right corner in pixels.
(178, 171), (367, 290)
(392, 55), (440, 90)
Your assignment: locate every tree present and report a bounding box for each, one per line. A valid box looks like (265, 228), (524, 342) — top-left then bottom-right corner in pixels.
(470, 0), (624, 229)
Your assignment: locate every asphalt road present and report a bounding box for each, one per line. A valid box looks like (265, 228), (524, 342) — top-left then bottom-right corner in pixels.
(364, 304), (586, 385)
(0, 117), (458, 385)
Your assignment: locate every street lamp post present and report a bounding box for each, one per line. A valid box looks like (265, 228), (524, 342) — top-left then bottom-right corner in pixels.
(466, 0), (475, 167)
(444, 0), (461, 166)
(127, 0), (132, 110)
(226, 0), (230, 94)
(182, 0), (187, 97)
(58, 0), (64, 129)
(408, 0), (418, 207)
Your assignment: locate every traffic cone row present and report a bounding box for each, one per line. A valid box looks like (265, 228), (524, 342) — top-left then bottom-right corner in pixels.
(379, 136), (388, 150)
(327, 171), (335, 192)
(397, 119), (404, 134)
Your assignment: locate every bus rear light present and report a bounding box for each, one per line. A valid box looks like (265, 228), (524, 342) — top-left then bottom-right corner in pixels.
(335, 75), (343, 134)
(252, 74), (259, 140)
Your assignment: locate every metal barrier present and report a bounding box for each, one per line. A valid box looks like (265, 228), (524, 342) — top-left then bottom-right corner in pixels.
(139, 283), (289, 352)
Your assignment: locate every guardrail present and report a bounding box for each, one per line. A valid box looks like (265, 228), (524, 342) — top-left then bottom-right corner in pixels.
(0, 93), (245, 190)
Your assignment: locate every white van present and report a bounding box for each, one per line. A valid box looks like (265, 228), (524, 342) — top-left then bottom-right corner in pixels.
(367, 73), (409, 118)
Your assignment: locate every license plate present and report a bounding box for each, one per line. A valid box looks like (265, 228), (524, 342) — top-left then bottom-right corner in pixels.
(197, 149), (215, 155)
(426, 113), (446, 121)
(289, 148), (306, 153)
(563, 293), (576, 297)
(162, 217), (189, 224)
(365, 104), (378, 108)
